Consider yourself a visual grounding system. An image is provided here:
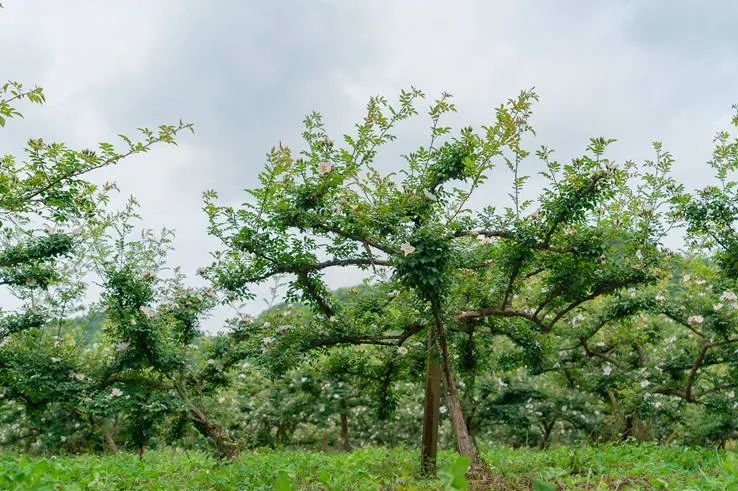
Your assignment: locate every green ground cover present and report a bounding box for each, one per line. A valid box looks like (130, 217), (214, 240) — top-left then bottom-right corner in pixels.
(1, 444), (736, 491)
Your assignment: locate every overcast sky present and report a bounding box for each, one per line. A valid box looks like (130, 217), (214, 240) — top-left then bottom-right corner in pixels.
(2, 1), (737, 327)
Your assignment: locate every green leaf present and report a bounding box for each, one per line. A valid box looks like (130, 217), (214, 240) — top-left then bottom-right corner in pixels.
(533, 480), (557, 491)
(274, 470), (293, 491)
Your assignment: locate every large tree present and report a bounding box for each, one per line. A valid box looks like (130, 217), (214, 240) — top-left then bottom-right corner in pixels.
(204, 88), (671, 477)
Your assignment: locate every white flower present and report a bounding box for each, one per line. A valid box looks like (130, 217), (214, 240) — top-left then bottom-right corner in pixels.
(130, 318), (137, 326)
(239, 312), (252, 322)
(720, 291), (737, 301)
(439, 406), (448, 415)
(262, 321), (271, 329)
(687, 315), (704, 325)
(655, 294), (666, 302)
(571, 314), (586, 326)
(109, 388), (124, 398)
(497, 378), (508, 388)
(602, 364), (613, 376)
(714, 303), (724, 311)
(635, 249), (643, 261)
(397, 346), (408, 356)
(276, 325), (290, 334)
(667, 335), (677, 343)
(400, 242), (416, 256)
(51, 357), (61, 363)
(423, 189), (438, 202)
(478, 235), (494, 245)
(317, 162), (334, 175)
(262, 336), (275, 346)
(728, 391), (735, 399)
(695, 279), (707, 286)
(640, 380), (651, 388)
(115, 342), (130, 352)
(72, 372), (86, 381)
(195, 267), (206, 276)
(139, 306), (150, 318)
(682, 274), (691, 283)
(329, 316), (337, 323)
(653, 401), (662, 408)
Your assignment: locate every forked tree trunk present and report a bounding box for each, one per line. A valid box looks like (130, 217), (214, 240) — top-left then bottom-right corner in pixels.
(421, 329), (441, 476)
(431, 301), (489, 479)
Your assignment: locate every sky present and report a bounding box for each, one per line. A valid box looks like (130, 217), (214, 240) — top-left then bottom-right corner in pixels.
(1, 1), (737, 329)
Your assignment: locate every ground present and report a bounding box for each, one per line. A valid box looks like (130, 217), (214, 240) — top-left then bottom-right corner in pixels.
(1, 444), (736, 490)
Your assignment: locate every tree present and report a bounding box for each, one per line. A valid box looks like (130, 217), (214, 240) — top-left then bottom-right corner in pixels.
(203, 88), (672, 478)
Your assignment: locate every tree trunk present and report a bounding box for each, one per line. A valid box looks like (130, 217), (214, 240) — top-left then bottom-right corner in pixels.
(538, 419), (555, 449)
(431, 301), (489, 479)
(173, 381), (238, 458)
(421, 329), (441, 476)
(339, 399), (351, 451)
(101, 425), (118, 453)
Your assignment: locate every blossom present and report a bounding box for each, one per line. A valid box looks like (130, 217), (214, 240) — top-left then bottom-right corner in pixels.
(329, 316), (337, 323)
(72, 372), (86, 381)
(239, 312), (253, 322)
(602, 364), (613, 376)
(195, 267), (206, 276)
(423, 189), (438, 202)
(714, 303), (724, 311)
(397, 346), (408, 356)
(728, 391), (735, 399)
(262, 336), (275, 347)
(139, 306), (150, 318)
(109, 388), (124, 398)
(51, 357), (61, 363)
(571, 314), (586, 326)
(635, 249), (643, 261)
(439, 406), (448, 415)
(400, 242), (416, 256)
(317, 162), (334, 175)
(687, 315), (704, 325)
(478, 235), (493, 245)
(640, 380), (651, 388)
(720, 291), (737, 301)
(276, 325), (290, 334)
(655, 294), (666, 302)
(115, 342), (130, 352)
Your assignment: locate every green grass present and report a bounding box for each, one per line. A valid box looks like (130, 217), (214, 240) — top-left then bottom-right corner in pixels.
(1, 444), (736, 490)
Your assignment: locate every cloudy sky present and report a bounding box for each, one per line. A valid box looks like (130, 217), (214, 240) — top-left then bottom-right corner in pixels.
(1, 1), (737, 326)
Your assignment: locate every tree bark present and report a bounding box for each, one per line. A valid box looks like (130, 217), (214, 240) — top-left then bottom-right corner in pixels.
(339, 399), (351, 451)
(431, 301), (489, 479)
(101, 425), (118, 453)
(538, 419), (555, 449)
(173, 381), (238, 458)
(421, 328), (441, 476)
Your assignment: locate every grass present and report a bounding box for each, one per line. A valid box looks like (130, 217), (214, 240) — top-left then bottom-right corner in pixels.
(1, 444), (736, 490)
